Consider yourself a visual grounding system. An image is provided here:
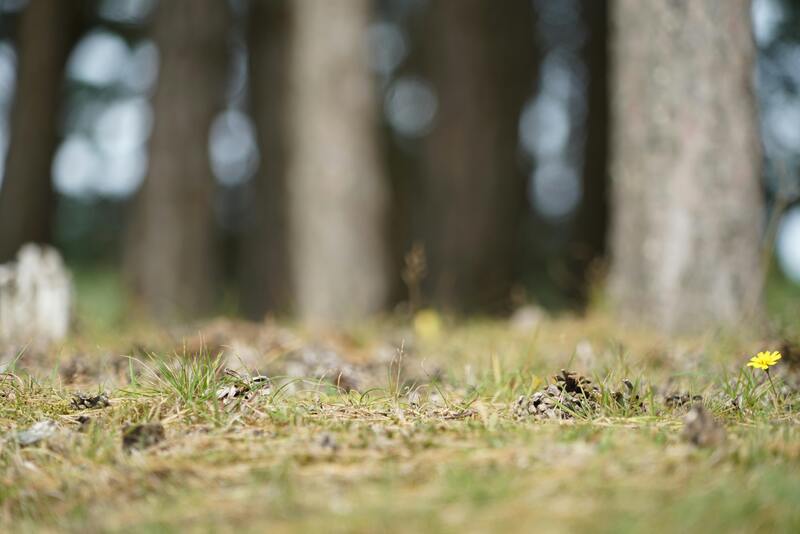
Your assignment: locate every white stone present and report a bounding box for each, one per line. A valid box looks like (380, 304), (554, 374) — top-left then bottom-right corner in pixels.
(0, 244), (73, 344)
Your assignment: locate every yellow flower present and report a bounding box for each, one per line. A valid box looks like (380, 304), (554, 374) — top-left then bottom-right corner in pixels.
(746, 351), (782, 371)
(413, 309), (442, 341)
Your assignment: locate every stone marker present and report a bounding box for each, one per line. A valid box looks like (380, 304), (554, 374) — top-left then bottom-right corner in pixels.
(0, 244), (73, 344)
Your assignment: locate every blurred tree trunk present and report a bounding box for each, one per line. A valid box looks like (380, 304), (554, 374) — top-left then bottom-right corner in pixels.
(240, 0), (291, 319)
(419, 0), (536, 312)
(609, 0), (763, 333)
(284, 0), (390, 324)
(565, 0), (610, 305)
(0, 0), (81, 262)
(124, 0), (230, 319)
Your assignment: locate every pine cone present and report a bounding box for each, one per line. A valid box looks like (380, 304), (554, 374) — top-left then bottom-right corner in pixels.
(71, 392), (110, 410)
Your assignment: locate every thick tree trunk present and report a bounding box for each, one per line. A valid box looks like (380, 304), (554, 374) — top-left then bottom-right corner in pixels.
(124, 0), (230, 319)
(284, 0), (390, 324)
(0, 0), (81, 262)
(240, 0), (292, 319)
(609, 0), (763, 333)
(419, 0), (536, 312)
(566, 0), (610, 305)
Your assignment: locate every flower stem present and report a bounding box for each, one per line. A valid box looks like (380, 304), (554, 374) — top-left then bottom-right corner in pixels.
(766, 369), (781, 411)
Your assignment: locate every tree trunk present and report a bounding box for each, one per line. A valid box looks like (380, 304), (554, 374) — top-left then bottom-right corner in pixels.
(240, 0), (292, 319)
(565, 0), (610, 305)
(284, 0), (390, 324)
(0, 0), (81, 262)
(124, 0), (230, 319)
(609, 0), (763, 333)
(418, 0), (536, 312)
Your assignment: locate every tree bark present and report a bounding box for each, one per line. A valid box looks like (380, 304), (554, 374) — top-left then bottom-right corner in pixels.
(565, 0), (610, 305)
(240, 0), (292, 319)
(124, 0), (230, 319)
(418, 0), (536, 312)
(0, 0), (82, 262)
(609, 0), (763, 333)
(284, 0), (390, 324)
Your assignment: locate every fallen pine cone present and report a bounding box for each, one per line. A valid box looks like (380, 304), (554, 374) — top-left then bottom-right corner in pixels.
(664, 392), (703, 408)
(514, 370), (645, 419)
(513, 370), (599, 420)
(71, 392), (110, 410)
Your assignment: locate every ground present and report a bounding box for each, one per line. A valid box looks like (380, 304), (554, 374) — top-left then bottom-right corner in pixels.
(2, 299), (800, 533)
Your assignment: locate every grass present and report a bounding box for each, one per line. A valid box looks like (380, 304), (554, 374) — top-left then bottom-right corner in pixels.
(2, 300), (800, 532)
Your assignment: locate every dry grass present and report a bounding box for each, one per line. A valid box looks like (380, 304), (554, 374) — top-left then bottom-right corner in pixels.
(1, 312), (800, 533)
